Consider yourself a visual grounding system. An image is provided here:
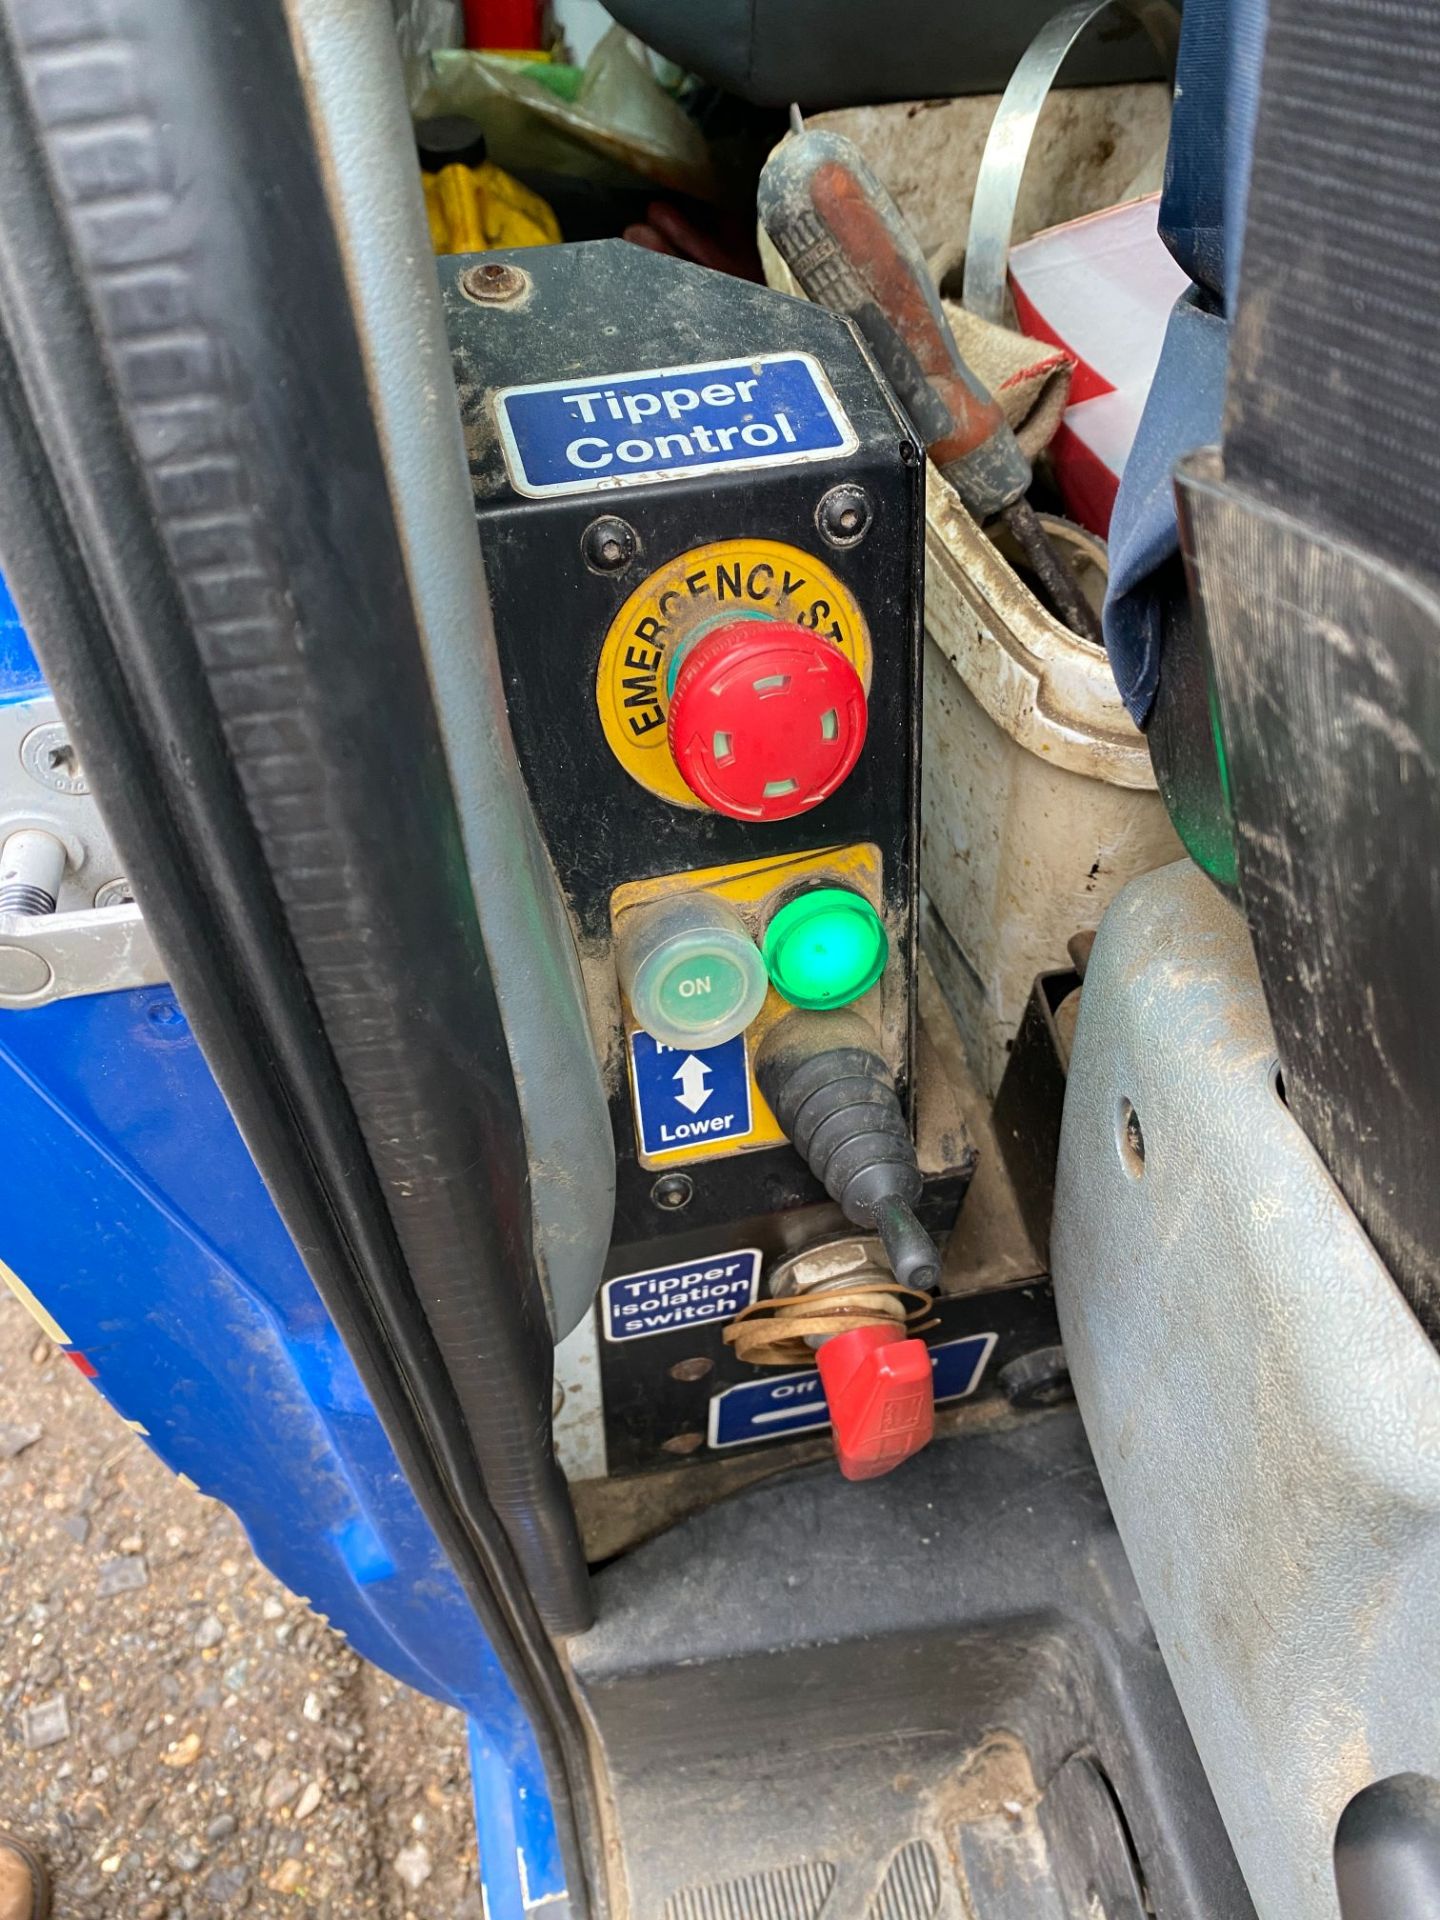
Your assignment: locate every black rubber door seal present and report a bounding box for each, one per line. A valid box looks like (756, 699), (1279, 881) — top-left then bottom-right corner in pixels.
(0, 2), (604, 1908)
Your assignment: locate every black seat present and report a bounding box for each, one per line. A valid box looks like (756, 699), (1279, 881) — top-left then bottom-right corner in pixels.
(603, 0), (1169, 110)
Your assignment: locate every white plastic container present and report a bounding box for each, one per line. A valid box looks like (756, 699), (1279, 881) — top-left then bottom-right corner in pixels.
(919, 468), (1180, 1094)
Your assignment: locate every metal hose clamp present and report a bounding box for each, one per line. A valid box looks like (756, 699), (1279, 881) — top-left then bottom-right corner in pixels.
(962, 0), (1182, 326)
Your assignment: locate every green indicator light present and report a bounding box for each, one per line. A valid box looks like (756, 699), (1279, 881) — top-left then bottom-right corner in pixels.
(762, 887), (888, 1010)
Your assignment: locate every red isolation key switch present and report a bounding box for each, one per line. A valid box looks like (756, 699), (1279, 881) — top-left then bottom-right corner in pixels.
(815, 1324), (935, 1481)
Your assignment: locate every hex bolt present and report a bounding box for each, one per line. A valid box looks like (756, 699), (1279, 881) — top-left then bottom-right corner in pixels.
(458, 260), (529, 305)
(816, 483), (873, 548)
(650, 1173), (694, 1212)
(0, 829), (66, 916)
(582, 516), (639, 574)
(997, 1345), (1073, 1411)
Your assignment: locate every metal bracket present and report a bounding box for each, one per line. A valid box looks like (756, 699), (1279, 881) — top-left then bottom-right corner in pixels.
(0, 904), (162, 1008)
(962, 0), (1181, 326)
(0, 695), (164, 1007)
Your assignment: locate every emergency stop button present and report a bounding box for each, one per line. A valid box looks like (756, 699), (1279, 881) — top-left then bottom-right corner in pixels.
(667, 619), (868, 822)
(616, 893), (768, 1050)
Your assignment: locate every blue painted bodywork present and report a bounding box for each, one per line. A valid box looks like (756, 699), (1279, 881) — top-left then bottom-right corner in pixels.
(0, 587), (564, 1914)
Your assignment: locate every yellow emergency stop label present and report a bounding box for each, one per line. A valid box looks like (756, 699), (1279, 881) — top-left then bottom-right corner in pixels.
(595, 537), (871, 807)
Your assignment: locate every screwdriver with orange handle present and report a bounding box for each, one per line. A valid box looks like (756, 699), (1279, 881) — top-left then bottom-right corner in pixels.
(758, 127), (1102, 644)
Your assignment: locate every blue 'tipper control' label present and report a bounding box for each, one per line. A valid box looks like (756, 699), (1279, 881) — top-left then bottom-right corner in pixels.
(494, 353), (858, 498)
(603, 1249), (761, 1343)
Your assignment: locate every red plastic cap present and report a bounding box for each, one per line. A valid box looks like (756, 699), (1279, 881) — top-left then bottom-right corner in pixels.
(667, 619), (868, 821)
(815, 1324), (935, 1481)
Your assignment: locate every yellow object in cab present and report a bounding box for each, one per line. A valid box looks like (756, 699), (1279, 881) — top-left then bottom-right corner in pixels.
(422, 161), (561, 255)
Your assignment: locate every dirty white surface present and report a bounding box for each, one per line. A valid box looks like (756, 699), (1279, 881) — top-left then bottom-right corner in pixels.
(0, 1292), (480, 1918)
(801, 84), (1171, 269)
(1055, 860), (1440, 1920)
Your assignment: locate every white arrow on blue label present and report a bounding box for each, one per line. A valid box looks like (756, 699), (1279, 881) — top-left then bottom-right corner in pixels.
(706, 1331), (999, 1450)
(673, 1053), (712, 1113)
(629, 1030), (752, 1159)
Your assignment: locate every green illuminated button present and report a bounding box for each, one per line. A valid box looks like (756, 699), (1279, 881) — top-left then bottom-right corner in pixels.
(616, 893), (769, 1050)
(763, 887), (888, 1010)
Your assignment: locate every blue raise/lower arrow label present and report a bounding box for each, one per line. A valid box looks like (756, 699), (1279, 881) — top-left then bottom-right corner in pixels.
(629, 1030), (752, 1159)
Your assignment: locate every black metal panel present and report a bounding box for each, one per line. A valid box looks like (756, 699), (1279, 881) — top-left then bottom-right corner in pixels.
(1225, 1), (1440, 597)
(445, 243), (926, 1249)
(1182, 0), (1440, 1335)
(454, 460), (918, 945)
(1178, 456), (1440, 1342)
(600, 1277), (1059, 1476)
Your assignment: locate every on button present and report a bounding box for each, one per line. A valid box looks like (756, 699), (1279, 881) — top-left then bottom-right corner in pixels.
(616, 893), (768, 1051)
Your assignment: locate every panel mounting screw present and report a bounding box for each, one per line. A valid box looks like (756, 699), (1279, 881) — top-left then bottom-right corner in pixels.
(816, 483), (872, 548)
(458, 260), (529, 305)
(582, 516), (639, 574)
(650, 1172), (693, 1212)
(94, 878), (134, 910)
(145, 996), (189, 1041)
(20, 721), (87, 795)
(668, 1356), (713, 1383)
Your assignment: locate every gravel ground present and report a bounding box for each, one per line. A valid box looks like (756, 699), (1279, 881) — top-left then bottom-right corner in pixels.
(0, 1291), (482, 1917)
